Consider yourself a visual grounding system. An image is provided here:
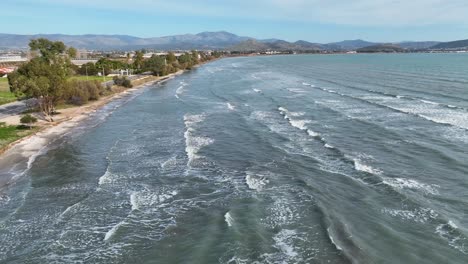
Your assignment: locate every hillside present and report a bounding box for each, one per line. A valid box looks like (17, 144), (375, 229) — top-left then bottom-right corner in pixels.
(0, 31), (251, 50)
(431, 39), (468, 50)
(357, 44), (406, 53)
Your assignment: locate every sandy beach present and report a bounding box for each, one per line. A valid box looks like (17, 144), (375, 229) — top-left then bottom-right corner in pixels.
(0, 71), (184, 188)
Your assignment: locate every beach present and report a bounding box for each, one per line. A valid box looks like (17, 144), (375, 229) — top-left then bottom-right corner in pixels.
(0, 70), (184, 188)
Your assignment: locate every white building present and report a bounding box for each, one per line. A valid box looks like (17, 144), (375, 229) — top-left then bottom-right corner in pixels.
(0, 55), (27, 62)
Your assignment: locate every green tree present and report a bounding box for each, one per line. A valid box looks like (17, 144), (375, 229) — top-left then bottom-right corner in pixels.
(166, 52), (177, 64)
(29, 38), (66, 63)
(20, 114), (38, 129)
(78, 62), (98, 76)
(144, 55), (166, 76)
(191, 50), (199, 64)
(67, 47), (78, 59)
(133, 51), (144, 70)
(9, 39), (72, 121)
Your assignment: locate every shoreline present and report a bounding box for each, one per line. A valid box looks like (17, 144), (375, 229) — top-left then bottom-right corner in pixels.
(0, 69), (188, 187)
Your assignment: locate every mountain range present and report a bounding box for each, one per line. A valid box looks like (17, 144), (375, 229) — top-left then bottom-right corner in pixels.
(0, 31), (465, 51)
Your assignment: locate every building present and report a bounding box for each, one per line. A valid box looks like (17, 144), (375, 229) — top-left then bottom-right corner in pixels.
(0, 55), (27, 63)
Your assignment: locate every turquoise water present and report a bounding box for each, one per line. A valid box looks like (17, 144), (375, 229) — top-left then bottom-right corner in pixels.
(1, 54), (468, 263)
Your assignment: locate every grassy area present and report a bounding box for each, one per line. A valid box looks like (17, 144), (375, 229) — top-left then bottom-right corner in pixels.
(0, 79), (17, 105)
(70, 75), (111, 82)
(0, 123), (38, 151)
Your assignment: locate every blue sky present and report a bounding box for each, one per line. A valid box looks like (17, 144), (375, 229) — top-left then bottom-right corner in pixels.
(3, 0), (468, 42)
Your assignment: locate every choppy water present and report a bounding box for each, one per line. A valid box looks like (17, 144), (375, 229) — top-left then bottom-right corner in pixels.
(1, 54), (468, 263)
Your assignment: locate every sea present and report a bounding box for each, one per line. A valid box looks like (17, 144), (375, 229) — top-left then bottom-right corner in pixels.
(0, 54), (467, 263)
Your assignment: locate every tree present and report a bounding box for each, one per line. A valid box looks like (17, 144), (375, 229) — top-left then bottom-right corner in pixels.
(67, 47), (78, 59)
(9, 39), (72, 121)
(29, 38), (66, 63)
(20, 114), (38, 129)
(178, 53), (192, 69)
(191, 50), (200, 64)
(166, 52), (177, 63)
(144, 55), (166, 76)
(133, 51), (144, 70)
(78, 62), (98, 76)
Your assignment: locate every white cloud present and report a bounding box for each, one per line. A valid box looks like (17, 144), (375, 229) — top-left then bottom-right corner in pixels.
(27, 0), (468, 26)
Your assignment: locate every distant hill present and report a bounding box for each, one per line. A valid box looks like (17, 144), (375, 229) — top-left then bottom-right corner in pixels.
(357, 44), (406, 53)
(0, 31), (446, 52)
(228, 39), (270, 52)
(327, 39), (377, 50)
(229, 39), (322, 52)
(431, 39), (468, 50)
(0, 31), (251, 50)
(397, 41), (440, 50)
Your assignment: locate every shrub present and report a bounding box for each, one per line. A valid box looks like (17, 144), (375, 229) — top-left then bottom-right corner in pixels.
(20, 114), (38, 129)
(113, 76), (133, 88)
(64, 80), (104, 105)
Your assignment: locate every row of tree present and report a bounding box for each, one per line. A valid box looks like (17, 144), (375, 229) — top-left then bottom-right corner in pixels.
(8, 38), (221, 121)
(76, 50), (219, 77)
(8, 39), (111, 121)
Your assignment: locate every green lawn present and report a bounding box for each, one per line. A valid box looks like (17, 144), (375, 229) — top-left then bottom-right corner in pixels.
(70, 75), (111, 82)
(0, 79), (16, 105)
(0, 124), (37, 150)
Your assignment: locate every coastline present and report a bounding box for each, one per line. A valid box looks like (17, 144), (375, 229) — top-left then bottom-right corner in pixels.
(0, 69), (187, 188)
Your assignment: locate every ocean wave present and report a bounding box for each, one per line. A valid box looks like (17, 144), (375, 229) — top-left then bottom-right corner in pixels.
(104, 221), (125, 241)
(227, 102), (236, 111)
(184, 114), (214, 166)
(225, 211), (234, 227)
(327, 228), (343, 251)
(352, 156), (382, 175)
(382, 207), (438, 223)
(130, 189), (178, 211)
(306, 129), (320, 137)
(382, 177), (440, 195)
(435, 221), (468, 254)
(98, 167), (113, 185)
(272, 229), (301, 260)
(160, 156), (178, 170)
(278, 107), (311, 131)
(253, 89), (262, 93)
(245, 172), (269, 191)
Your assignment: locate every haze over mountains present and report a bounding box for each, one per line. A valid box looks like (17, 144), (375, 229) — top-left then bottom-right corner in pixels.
(0, 31), (465, 51)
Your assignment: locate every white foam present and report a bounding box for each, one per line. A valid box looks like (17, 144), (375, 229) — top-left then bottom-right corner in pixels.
(227, 102), (235, 110)
(278, 107), (288, 113)
(98, 167), (112, 185)
(245, 172), (269, 191)
(324, 143), (334, 149)
(289, 112), (305, 117)
(353, 158), (382, 175)
(435, 222), (467, 254)
(161, 156), (177, 169)
(253, 89), (262, 93)
(327, 228), (343, 251)
(288, 119), (310, 131)
(225, 212), (234, 227)
(382, 177), (439, 195)
(448, 220), (459, 229)
(130, 192), (139, 211)
(306, 129), (320, 137)
(129, 190), (178, 210)
(273, 229), (299, 258)
(302, 82), (311, 86)
(420, 99), (439, 105)
(184, 114), (214, 166)
(104, 221), (124, 241)
(382, 207), (438, 223)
